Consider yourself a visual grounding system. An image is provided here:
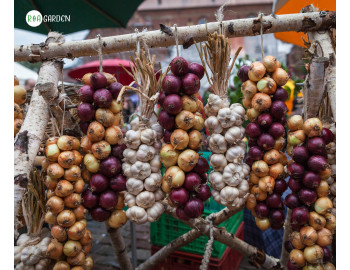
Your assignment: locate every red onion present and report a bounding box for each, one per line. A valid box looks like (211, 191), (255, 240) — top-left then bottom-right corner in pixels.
(99, 190), (118, 210)
(77, 103), (95, 122)
(169, 187), (189, 206)
(257, 134), (275, 151)
(91, 206), (111, 222)
(307, 137), (326, 155)
(292, 146), (309, 164)
(291, 223), (303, 232)
(298, 188), (317, 206)
(176, 207), (190, 221)
(158, 110), (176, 130)
(274, 179), (287, 194)
(307, 155), (329, 173)
(189, 63), (205, 79)
(90, 72), (107, 89)
(287, 260), (302, 270)
(275, 115), (287, 126)
(82, 190), (99, 209)
(170, 57), (189, 76)
(245, 156), (255, 167)
(270, 209), (285, 228)
(284, 193), (301, 209)
(79, 122), (90, 134)
(288, 177), (302, 193)
(257, 113), (273, 129)
(287, 163), (305, 179)
(162, 74), (181, 94)
(237, 65), (250, 82)
(193, 156), (209, 174)
(248, 138), (258, 147)
(108, 82), (123, 99)
(111, 144), (127, 160)
(268, 122), (285, 139)
(184, 172), (201, 191)
(158, 91), (167, 107)
(266, 193), (283, 208)
(110, 174), (127, 192)
(302, 171), (321, 188)
(182, 73), (200, 95)
(284, 240), (294, 253)
(90, 173), (109, 193)
(93, 89), (113, 108)
(322, 247), (332, 263)
(248, 146), (264, 161)
(184, 198), (204, 218)
(272, 87), (289, 102)
(164, 130), (172, 143)
(246, 123), (262, 138)
(198, 172), (208, 184)
(291, 207), (309, 225)
(163, 94), (183, 115)
(270, 100), (287, 120)
(78, 85), (94, 103)
(255, 203), (269, 218)
(321, 128), (335, 145)
(100, 156), (121, 178)
(195, 184), (211, 201)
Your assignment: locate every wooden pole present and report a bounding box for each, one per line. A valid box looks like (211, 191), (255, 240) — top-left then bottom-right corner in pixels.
(14, 11), (335, 62)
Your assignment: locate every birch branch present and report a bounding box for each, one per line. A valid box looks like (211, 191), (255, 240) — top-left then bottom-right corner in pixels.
(14, 12), (335, 62)
(105, 223), (133, 270)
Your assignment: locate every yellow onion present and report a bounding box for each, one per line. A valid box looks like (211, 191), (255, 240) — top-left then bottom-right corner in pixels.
(193, 112), (205, 130)
(196, 98), (204, 113)
(255, 217), (270, 231)
(246, 194), (257, 210)
(53, 261), (71, 270)
(324, 213), (336, 232)
(64, 193), (82, 208)
(286, 144), (294, 156)
(109, 99), (123, 114)
(108, 210), (127, 229)
(84, 153), (100, 173)
(165, 166), (185, 188)
(288, 115), (304, 131)
(14, 119), (23, 136)
(81, 168), (91, 183)
(258, 176), (275, 194)
(57, 135), (74, 151)
(80, 136), (92, 153)
(74, 179), (85, 194)
(177, 149), (199, 172)
(319, 168), (331, 180)
(279, 152), (288, 166)
(289, 249), (306, 267)
(248, 62), (266, 82)
(55, 180), (74, 197)
(44, 175), (58, 190)
(103, 72), (117, 85)
(46, 196), (64, 214)
(84, 256), (94, 270)
(91, 140), (111, 160)
(115, 193), (125, 210)
(113, 112), (122, 126)
(316, 181), (329, 197)
(80, 230), (93, 246)
(105, 126), (123, 145)
(63, 240), (82, 257)
(309, 211), (326, 231)
(47, 189), (55, 199)
(14, 85), (27, 105)
(303, 118), (322, 138)
(274, 136), (285, 151)
(82, 243), (92, 255)
(303, 245), (324, 264)
(45, 144), (60, 162)
(323, 263), (336, 270)
(287, 130), (306, 146)
(263, 149), (280, 165)
(47, 163), (65, 179)
(44, 211), (57, 224)
(41, 158), (49, 171)
(247, 108), (261, 121)
(46, 137), (59, 146)
(58, 151), (75, 169)
(175, 110), (194, 130)
(160, 144), (180, 167)
(72, 137), (80, 150)
(67, 251), (85, 266)
(47, 239), (63, 259)
(181, 95), (198, 112)
(170, 129), (189, 150)
(95, 108), (115, 127)
(316, 228), (332, 247)
(241, 80), (258, 98)
(65, 165), (81, 182)
(72, 150), (83, 166)
(262, 55), (279, 72)
(252, 160), (269, 177)
(290, 231), (305, 250)
(249, 172), (260, 185)
(14, 75), (19, 86)
(252, 93), (271, 112)
(251, 185), (267, 201)
(257, 77), (277, 95)
(243, 97), (252, 109)
(81, 73), (92, 85)
(161, 177), (172, 193)
(300, 226), (318, 246)
(272, 68), (289, 86)
(51, 225), (67, 242)
(269, 163), (285, 180)
(188, 130), (202, 150)
(87, 121), (105, 142)
(314, 197), (333, 215)
(68, 221), (86, 240)
(73, 205), (88, 221)
(57, 209), (76, 227)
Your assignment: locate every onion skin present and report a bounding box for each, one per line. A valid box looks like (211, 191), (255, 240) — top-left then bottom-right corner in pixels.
(257, 134), (275, 151)
(90, 72), (107, 89)
(158, 110), (176, 131)
(162, 74), (181, 94)
(303, 245), (324, 264)
(303, 118), (323, 138)
(255, 217), (270, 231)
(314, 197), (333, 215)
(272, 68), (289, 86)
(170, 57), (189, 76)
(163, 94), (183, 115)
(237, 65), (250, 82)
(182, 73), (200, 95)
(300, 226), (318, 246)
(248, 62), (266, 82)
(291, 207), (309, 225)
(309, 211), (326, 231)
(184, 198), (204, 218)
(189, 63), (205, 79)
(316, 227), (332, 247)
(307, 155), (329, 173)
(252, 160), (269, 177)
(290, 231), (305, 250)
(257, 113), (273, 129)
(177, 149), (199, 172)
(289, 249), (306, 267)
(170, 129), (189, 150)
(252, 93), (271, 112)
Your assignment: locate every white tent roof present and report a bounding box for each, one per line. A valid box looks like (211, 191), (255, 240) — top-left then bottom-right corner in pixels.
(14, 63), (38, 85)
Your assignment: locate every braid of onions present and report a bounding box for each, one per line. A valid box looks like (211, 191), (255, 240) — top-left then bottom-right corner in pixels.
(158, 54), (212, 220)
(14, 75), (27, 137)
(122, 49), (166, 224)
(240, 56), (290, 230)
(196, 32), (249, 209)
(76, 72), (128, 229)
(42, 135), (94, 269)
(283, 117), (336, 270)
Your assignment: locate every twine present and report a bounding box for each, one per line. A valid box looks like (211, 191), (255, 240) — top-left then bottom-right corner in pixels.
(174, 24), (179, 57)
(200, 214), (215, 270)
(259, 13), (264, 60)
(97, 34), (103, 73)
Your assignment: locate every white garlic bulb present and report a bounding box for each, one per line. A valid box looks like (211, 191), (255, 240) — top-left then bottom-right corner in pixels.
(208, 171), (225, 191)
(147, 202), (164, 222)
(222, 163), (243, 187)
(242, 163), (251, 178)
(122, 163), (132, 178)
(144, 173), (162, 192)
(209, 154), (227, 172)
(224, 126), (245, 145)
(150, 155), (161, 173)
(206, 94), (229, 114)
(208, 134), (227, 154)
(140, 128), (157, 145)
(125, 130), (141, 149)
(130, 161), (152, 180)
(211, 189), (221, 203)
(130, 117), (140, 131)
(123, 148), (137, 164)
(126, 206), (148, 224)
(237, 179), (249, 197)
(225, 145), (246, 163)
(205, 116), (223, 134)
(220, 186), (239, 204)
(151, 123), (164, 140)
(154, 188), (165, 201)
(217, 107), (236, 128)
(230, 103), (246, 119)
(124, 192), (136, 207)
(126, 178), (144, 195)
(136, 144), (156, 162)
(153, 140), (162, 151)
(136, 191), (155, 208)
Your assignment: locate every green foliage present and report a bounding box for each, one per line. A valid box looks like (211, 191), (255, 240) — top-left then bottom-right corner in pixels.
(18, 61), (41, 72)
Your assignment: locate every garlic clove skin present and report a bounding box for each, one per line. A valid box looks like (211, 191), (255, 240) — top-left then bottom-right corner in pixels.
(150, 155), (161, 173)
(130, 161), (152, 180)
(140, 128), (157, 145)
(122, 163), (132, 178)
(205, 116), (223, 134)
(217, 107), (236, 128)
(230, 103), (246, 119)
(154, 188), (165, 201)
(136, 191), (156, 208)
(126, 178), (144, 196)
(124, 192), (136, 207)
(125, 130), (141, 149)
(220, 186), (239, 204)
(208, 171), (225, 191)
(147, 202), (164, 222)
(130, 117), (140, 131)
(123, 148), (137, 164)
(237, 179), (250, 197)
(136, 144), (156, 162)
(222, 163), (243, 187)
(144, 173), (162, 192)
(126, 206), (148, 224)
(225, 145), (246, 164)
(151, 123), (164, 140)
(208, 134), (227, 154)
(224, 126), (245, 145)
(209, 154), (227, 172)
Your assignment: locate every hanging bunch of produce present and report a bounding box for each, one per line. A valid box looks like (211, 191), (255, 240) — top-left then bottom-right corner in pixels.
(15, 169), (52, 270)
(42, 135), (93, 269)
(121, 49), (167, 224)
(158, 52), (212, 220)
(240, 55), (290, 230)
(14, 75), (27, 136)
(283, 117), (336, 269)
(323, 123), (336, 208)
(195, 31), (249, 208)
(76, 72), (127, 228)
